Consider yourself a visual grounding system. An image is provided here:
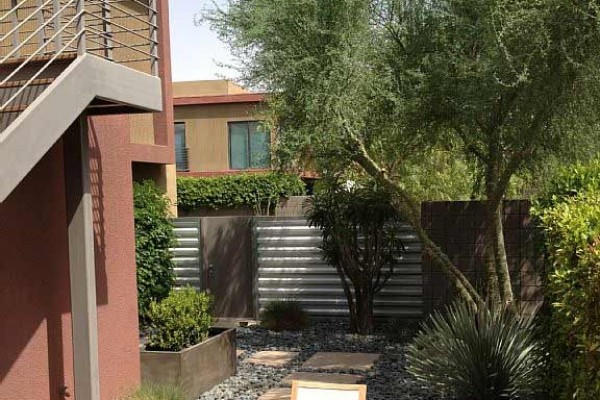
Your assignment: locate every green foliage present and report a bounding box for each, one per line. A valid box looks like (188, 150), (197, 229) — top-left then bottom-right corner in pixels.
(145, 288), (213, 352)
(536, 159), (600, 209)
(177, 173), (305, 213)
(260, 300), (309, 332)
(406, 302), (545, 400)
(134, 181), (176, 323)
(383, 318), (421, 344)
(307, 177), (405, 334)
(123, 384), (185, 400)
(535, 193), (600, 399)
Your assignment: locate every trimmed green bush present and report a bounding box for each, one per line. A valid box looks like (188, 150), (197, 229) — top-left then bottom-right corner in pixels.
(145, 288), (213, 352)
(536, 193), (600, 399)
(134, 181), (176, 323)
(260, 300), (309, 332)
(123, 384), (185, 400)
(177, 172), (305, 212)
(406, 302), (545, 400)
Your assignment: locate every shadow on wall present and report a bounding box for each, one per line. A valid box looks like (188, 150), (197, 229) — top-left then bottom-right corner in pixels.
(0, 119), (110, 400)
(202, 217), (255, 319)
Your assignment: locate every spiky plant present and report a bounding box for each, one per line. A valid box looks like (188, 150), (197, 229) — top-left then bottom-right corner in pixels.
(406, 302), (545, 399)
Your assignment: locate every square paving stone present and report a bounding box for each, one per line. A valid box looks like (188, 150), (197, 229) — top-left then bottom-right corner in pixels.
(246, 351), (299, 367)
(281, 372), (364, 387)
(258, 388), (291, 400)
(302, 352), (381, 371)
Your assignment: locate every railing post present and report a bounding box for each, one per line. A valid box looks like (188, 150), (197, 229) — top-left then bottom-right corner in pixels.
(10, 7), (20, 57)
(101, 0), (113, 60)
(76, 0), (85, 55)
(53, 0), (63, 52)
(149, 0), (158, 75)
(36, 0), (46, 51)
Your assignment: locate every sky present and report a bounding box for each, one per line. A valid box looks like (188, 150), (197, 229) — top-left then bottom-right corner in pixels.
(169, 0), (237, 82)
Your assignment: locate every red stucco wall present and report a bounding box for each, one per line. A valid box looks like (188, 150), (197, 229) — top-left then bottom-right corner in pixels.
(0, 141), (75, 400)
(0, 1), (173, 398)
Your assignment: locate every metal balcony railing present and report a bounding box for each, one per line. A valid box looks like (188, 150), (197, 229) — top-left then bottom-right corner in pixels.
(0, 0), (159, 114)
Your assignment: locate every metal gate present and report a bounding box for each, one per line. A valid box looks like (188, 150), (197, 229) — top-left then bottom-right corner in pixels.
(172, 218), (202, 290)
(254, 217), (423, 318)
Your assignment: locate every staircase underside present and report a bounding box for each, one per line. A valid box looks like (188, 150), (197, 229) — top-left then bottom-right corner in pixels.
(0, 53), (162, 203)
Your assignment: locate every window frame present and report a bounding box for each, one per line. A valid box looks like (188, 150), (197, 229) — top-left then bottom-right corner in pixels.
(228, 120), (271, 170)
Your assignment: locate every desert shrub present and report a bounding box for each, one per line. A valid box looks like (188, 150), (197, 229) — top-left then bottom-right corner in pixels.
(260, 300), (309, 332)
(406, 302), (545, 400)
(134, 181), (176, 323)
(383, 318), (421, 343)
(535, 193), (600, 399)
(122, 384), (185, 400)
(145, 287), (213, 352)
(307, 177), (405, 334)
(177, 172), (305, 213)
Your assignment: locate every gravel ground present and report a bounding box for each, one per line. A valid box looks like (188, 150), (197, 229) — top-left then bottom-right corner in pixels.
(198, 320), (438, 400)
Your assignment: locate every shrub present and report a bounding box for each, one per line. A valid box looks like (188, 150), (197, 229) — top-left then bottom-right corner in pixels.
(134, 181), (176, 322)
(536, 158), (600, 209)
(260, 300), (309, 332)
(307, 177), (405, 334)
(177, 172), (305, 213)
(122, 384), (185, 400)
(535, 193), (600, 399)
(406, 302), (545, 400)
(383, 318), (421, 343)
(145, 287), (213, 352)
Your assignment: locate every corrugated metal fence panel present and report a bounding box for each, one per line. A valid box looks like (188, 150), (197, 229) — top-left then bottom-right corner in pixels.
(254, 217), (423, 318)
(172, 217), (202, 290)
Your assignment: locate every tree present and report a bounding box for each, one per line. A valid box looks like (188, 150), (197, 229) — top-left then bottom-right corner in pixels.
(206, 0), (600, 309)
(307, 177), (405, 334)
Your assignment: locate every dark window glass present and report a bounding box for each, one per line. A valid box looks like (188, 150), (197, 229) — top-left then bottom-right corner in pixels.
(174, 122), (188, 172)
(229, 121), (271, 169)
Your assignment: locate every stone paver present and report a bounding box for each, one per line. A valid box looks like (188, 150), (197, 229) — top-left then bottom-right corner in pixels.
(302, 352), (381, 371)
(246, 351), (299, 367)
(258, 388), (291, 400)
(280, 372), (364, 387)
(236, 349), (246, 358)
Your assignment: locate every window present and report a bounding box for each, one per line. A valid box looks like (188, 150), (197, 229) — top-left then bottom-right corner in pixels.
(174, 122), (189, 172)
(229, 121), (271, 169)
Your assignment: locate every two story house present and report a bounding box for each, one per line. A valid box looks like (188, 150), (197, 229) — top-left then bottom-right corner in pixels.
(172, 79), (270, 176)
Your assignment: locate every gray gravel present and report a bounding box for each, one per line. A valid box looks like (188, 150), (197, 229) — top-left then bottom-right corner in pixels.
(198, 320), (438, 400)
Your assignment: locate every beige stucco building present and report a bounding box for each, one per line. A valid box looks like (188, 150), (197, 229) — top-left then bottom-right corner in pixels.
(173, 80), (270, 176)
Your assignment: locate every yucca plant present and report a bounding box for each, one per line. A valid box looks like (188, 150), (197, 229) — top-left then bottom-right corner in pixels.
(406, 302), (545, 399)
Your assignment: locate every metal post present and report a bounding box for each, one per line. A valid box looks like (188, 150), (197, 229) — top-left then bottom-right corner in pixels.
(68, 115), (100, 400)
(76, 0), (85, 55)
(101, 0), (113, 60)
(53, 0), (63, 52)
(149, 0), (158, 75)
(36, 0), (46, 51)
(10, 8), (20, 57)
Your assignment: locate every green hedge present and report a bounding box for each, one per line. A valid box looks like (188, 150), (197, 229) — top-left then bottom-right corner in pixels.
(536, 193), (600, 399)
(534, 159), (600, 399)
(134, 181), (176, 323)
(177, 173), (305, 212)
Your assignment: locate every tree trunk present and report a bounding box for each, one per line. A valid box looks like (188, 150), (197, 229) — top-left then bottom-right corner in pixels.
(347, 134), (485, 308)
(484, 199), (502, 306)
(353, 289), (374, 334)
(491, 203), (514, 306)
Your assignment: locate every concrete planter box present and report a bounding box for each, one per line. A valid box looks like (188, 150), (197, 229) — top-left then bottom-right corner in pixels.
(140, 328), (236, 399)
